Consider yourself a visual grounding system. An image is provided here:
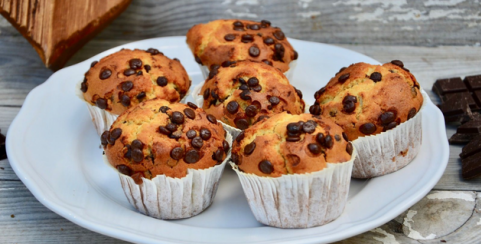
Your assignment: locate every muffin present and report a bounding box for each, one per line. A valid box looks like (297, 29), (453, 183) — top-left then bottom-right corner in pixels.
(102, 98), (231, 219)
(230, 112), (356, 228)
(78, 48), (191, 135)
(309, 60), (424, 178)
(192, 60), (305, 138)
(186, 19), (298, 80)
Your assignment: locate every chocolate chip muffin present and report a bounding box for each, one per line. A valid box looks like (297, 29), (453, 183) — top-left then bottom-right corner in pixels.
(309, 61), (423, 141)
(81, 48), (191, 116)
(186, 19), (298, 75)
(103, 99), (229, 180)
(197, 60), (305, 132)
(231, 112), (352, 177)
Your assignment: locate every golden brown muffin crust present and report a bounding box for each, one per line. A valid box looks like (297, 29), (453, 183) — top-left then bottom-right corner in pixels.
(103, 99), (229, 181)
(186, 19), (298, 73)
(200, 61), (305, 129)
(309, 61), (423, 141)
(81, 48), (191, 115)
(231, 112), (353, 177)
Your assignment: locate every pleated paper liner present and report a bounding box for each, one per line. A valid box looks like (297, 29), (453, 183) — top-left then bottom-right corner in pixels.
(103, 132), (232, 219)
(351, 91), (427, 178)
(230, 147), (356, 228)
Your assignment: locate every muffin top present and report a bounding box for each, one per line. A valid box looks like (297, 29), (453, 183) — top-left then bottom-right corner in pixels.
(309, 61), (423, 141)
(103, 99), (229, 181)
(231, 112), (353, 177)
(81, 48), (191, 115)
(186, 19), (298, 73)
(199, 60), (305, 130)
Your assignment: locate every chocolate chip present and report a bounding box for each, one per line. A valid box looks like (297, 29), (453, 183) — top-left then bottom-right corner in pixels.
(234, 26), (244, 31)
(325, 135), (334, 148)
(207, 114), (217, 124)
(137, 92), (146, 100)
(131, 139), (143, 149)
(226, 101), (239, 114)
(339, 73), (350, 83)
(186, 130), (197, 139)
(258, 160), (274, 174)
(191, 137), (204, 149)
(240, 90), (251, 100)
(346, 142), (353, 155)
(236, 131), (245, 142)
(129, 59), (142, 69)
(286, 136), (300, 142)
(403, 67), (410, 72)
(287, 123), (301, 135)
(232, 153), (240, 165)
(249, 24), (260, 30)
(309, 104), (321, 115)
(248, 77), (259, 87)
(121, 81), (133, 92)
(239, 84), (249, 90)
(233, 21), (244, 27)
(245, 105), (258, 117)
(293, 51), (298, 60)
(316, 133), (324, 145)
(262, 59), (273, 66)
(273, 30), (285, 40)
(170, 147), (184, 160)
(335, 134), (341, 141)
(244, 142), (256, 155)
(159, 126), (171, 135)
(213, 149), (224, 162)
(159, 106), (170, 113)
(166, 123), (177, 132)
(119, 94), (130, 107)
(223, 140), (230, 152)
(187, 102), (197, 109)
(342, 132), (348, 141)
(407, 108), (417, 120)
(338, 67), (347, 74)
(195, 56), (202, 64)
(91, 61), (98, 67)
(256, 115), (269, 123)
(359, 123), (377, 135)
(184, 108), (196, 119)
(124, 69), (135, 76)
(302, 120), (317, 133)
(241, 34), (254, 43)
(235, 118), (249, 130)
(314, 87), (325, 99)
(274, 43), (285, 60)
(269, 96), (280, 105)
(249, 45), (260, 57)
(238, 78), (246, 84)
(146, 48), (161, 55)
(100, 131), (109, 146)
(295, 89), (303, 99)
(144, 65), (151, 73)
(208, 65), (220, 79)
(184, 150), (200, 164)
(171, 111), (184, 124)
(80, 80), (88, 93)
(200, 128), (212, 140)
(379, 111), (396, 125)
(343, 95), (357, 103)
(224, 34), (235, 41)
(263, 37), (274, 45)
(116, 165), (132, 176)
(308, 143), (321, 155)
(342, 95), (357, 113)
(252, 85), (262, 92)
(100, 69), (112, 80)
(131, 148), (143, 163)
(261, 20), (271, 27)
(203, 88), (210, 100)
(123, 145), (131, 159)
(370, 72), (382, 82)
(157, 76), (168, 87)
(169, 131), (182, 140)
(96, 98), (108, 109)
(391, 60), (404, 68)
(384, 122), (397, 131)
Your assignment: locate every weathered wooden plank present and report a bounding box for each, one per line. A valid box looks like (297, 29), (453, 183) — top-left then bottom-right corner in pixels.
(0, 181), (127, 243)
(2, 0), (478, 46)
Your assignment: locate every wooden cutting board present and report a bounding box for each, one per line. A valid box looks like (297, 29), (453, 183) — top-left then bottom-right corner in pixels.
(0, 0), (132, 70)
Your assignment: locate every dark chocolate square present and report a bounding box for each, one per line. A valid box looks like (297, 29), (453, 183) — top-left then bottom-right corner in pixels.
(443, 92), (478, 110)
(457, 120), (481, 134)
(462, 151), (481, 179)
(460, 137), (481, 159)
(464, 75), (481, 91)
(432, 77), (467, 98)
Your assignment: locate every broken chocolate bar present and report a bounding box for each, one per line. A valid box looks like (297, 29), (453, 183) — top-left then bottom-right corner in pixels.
(460, 137), (481, 159)
(432, 77), (467, 98)
(462, 152), (481, 179)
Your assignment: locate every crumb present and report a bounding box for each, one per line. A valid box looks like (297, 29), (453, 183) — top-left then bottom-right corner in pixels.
(10, 214), (14, 218)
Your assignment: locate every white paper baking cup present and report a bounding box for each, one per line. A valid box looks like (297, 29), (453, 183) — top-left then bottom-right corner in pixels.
(192, 82), (244, 139)
(103, 132), (232, 219)
(351, 91), (427, 179)
(230, 148), (356, 228)
(76, 81), (189, 136)
(198, 60), (297, 82)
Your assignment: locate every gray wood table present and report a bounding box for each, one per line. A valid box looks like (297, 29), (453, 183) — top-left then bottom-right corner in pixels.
(0, 1), (480, 243)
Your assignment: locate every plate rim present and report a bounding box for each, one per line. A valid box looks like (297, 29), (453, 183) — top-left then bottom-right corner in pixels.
(6, 36), (449, 244)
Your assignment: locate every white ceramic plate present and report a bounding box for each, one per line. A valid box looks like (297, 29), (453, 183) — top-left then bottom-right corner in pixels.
(7, 37), (449, 244)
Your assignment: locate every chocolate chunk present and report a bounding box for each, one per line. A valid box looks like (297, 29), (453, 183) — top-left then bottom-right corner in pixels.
(324, 135), (334, 148)
(240, 90), (251, 100)
(269, 96), (280, 105)
(207, 114), (217, 124)
(462, 152), (481, 179)
(100, 69), (112, 80)
(223, 140), (230, 152)
(200, 128), (212, 140)
(123, 69), (135, 76)
(184, 108), (196, 119)
(302, 120), (317, 133)
(379, 111), (396, 125)
(91, 61), (98, 67)
(157, 76), (168, 87)
(359, 123), (377, 135)
(258, 160), (274, 174)
(244, 142), (256, 155)
(159, 126), (171, 135)
(474, 91), (481, 106)
(443, 92), (478, 110)
(309, 104), (321, 115)
(159, 106), (170, 113)
(342, 132), (348, 141)
(248, 77), (259, 87)
(464, 75), (481, 91)
(241, 34), (254, 43)
(407, 108), (417, 120)
(308, 143), (321, 155)
(186, 130), (197, 139)
(129, 59), (142, 69)
(457, 119), (481, 134)
(449, 133), (479, 144)
(171, 111), (185, 124)
(370, 72), (382, 82)
(184, 150), (200, 164)
(235, 118), (249, 130)
(121, 81), (133, 91)
(339, 73), (350, 83)
(432, 77), (467, 98)
(346, 142), (353, 155)
(460, 137), (481, 159)
(245, 105), (258, 117)
(263, 37), (274, 45)
(131, 148), (143, 163)
(80, 80), (88, 93)
(191, 137), (204, 149)
(236, 131), (245, 142)
(249, 45), (260, 57)
(116, 165), (132, 176)
(203, 88), (210, 100)
(224, 34), (236, 41)
(144, 65), (151, 73)
(226, 101), (239, 114)
(166, 123), (177, 132)
(170, 147), (184, 160)
(137, 92), (146, 100)
(391, 60), (404, 68)
(213, 149), (224, 163)
(96, 98), (108, 109)
(100, 131), (110, 146)
(120, 94), (131, 107)
(273, 30), (285, 40)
